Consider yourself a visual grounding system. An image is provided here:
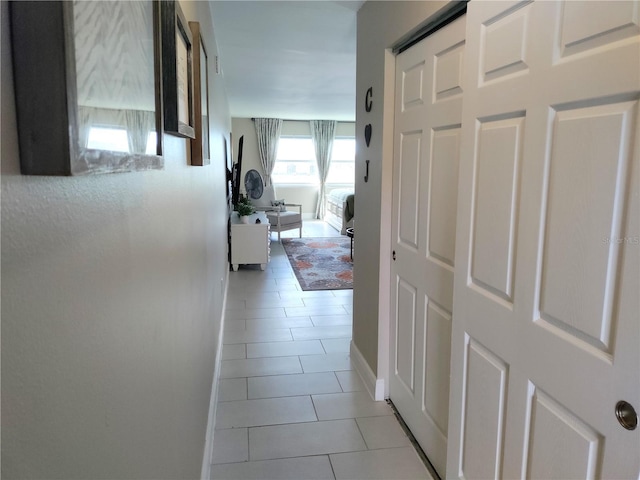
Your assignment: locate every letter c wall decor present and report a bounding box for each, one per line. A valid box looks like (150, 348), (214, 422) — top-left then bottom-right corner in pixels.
(365, 87), (373, 112)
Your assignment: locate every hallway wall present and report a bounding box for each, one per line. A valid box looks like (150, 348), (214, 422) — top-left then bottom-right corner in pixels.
(1, 1), (231, 478)
(354, 1), (447, 383)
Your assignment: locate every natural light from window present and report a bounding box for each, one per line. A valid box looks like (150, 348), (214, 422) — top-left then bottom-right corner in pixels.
(272, 137), (317, 184)
(272, 136), (355, 185)
(327, 138), (355, 184)
(87, 127), (129, 152)
(86, 126), (158, 155)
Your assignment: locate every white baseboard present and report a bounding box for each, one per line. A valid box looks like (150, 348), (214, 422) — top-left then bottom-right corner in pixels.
(200, 270), (229, 480)
(350, 341), (385, 401)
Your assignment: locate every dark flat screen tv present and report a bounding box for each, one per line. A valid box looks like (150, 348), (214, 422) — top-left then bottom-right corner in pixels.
(231, 135), (244, 207)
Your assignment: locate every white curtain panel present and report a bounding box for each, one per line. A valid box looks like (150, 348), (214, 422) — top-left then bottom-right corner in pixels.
(254, 118), (283, 186)
(78, 106), (93, 149)
(125, 109), (155, 154)
(310, 120), (337, 219)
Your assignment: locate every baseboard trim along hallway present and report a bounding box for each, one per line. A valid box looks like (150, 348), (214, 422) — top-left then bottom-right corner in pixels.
(201, 269), (230, 480)
(350, 340), (385, 401)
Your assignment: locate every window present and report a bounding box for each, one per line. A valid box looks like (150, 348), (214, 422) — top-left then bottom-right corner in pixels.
(272, 137), (317, 184)
(272, 136), (355, 185)
(326, 138), (355, 184)
(87, 126), (129, 152)
(86, 126), (158, 155)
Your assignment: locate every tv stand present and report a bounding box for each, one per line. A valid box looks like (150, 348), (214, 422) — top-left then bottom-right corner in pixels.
(230, 211), (270, 271)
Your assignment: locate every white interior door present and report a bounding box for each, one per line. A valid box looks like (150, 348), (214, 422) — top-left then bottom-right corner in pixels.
(447, 1), (639, 478)
(389, 15), (465, 478)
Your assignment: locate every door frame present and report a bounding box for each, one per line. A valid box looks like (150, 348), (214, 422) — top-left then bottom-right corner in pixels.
(372, 2), (468, 402)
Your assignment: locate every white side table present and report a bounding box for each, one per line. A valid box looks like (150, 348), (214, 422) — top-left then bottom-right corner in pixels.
(230, 211), (270, 271)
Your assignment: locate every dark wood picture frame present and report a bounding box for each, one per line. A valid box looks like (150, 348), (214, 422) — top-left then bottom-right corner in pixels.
(188, 21), (210, 166)
(160, 0), (195, 139)
(9, 0), (164, 175)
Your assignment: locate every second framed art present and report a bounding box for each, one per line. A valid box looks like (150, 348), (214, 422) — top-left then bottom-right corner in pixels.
(160, 0), (195, 139)
(189, 21), (211, 166)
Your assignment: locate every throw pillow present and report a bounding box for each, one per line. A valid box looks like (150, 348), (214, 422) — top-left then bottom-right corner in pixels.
(271, 199), (287, 212)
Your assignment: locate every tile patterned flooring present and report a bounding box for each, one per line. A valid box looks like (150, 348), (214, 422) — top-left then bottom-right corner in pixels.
(211, 221), (432, 480)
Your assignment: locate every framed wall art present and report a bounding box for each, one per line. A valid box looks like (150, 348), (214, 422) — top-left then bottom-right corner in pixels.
(188, 21), (210, 165)
(10, 0), (164, 175)
(160, 0), (195, 139)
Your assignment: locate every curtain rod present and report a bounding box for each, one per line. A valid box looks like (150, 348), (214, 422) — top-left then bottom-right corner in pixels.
(250, 117), (350, 123)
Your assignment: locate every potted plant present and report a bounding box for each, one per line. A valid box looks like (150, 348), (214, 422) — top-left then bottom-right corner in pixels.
(235, 198), (255, 223)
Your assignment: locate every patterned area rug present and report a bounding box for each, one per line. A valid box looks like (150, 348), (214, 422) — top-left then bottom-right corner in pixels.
(281, 237), (353, 291)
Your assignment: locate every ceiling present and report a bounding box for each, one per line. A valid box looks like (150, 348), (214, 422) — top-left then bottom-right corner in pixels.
(209, 1), (363, 122)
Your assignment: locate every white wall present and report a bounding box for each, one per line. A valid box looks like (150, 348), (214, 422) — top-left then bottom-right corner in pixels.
(354, 1), (448, 378)
(1, 1), (231, 478)
(231, 117), (355, 217)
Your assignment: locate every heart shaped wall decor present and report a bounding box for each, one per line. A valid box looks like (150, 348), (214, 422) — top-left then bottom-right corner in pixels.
(364, 124), (372, 147)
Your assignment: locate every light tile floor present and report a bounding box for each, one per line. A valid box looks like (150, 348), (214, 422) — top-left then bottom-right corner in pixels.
(211, 221), (432, 480)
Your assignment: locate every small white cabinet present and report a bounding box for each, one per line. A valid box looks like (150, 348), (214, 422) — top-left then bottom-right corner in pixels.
(230, 212), (271, 271)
